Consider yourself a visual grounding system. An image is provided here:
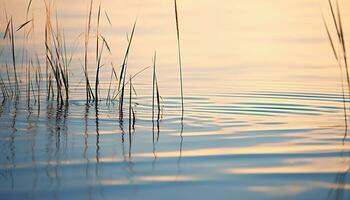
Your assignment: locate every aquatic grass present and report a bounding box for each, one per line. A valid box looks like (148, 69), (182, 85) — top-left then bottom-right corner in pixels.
(0, 75), (10, 100)
(95, 3), (102, 107)
(35, 54), (42, 112)
(106, 62), (118, 103)
(16, 20), (32, 32)
(5, 63), (13, 97)
(15, 16), (34, 107)
(322, 0), (349, 139)
(30, 59), (37, 104)
(104, 11), (112, 26)
(152, 52), (156, 121)
(152, 52), (161, 122)
(128, 75), (133, 158)
(5, 18), (19, 97)
(0, 0), (184, 127)
(129, 76), (132, 134)
(43, 2), (71, 105)
(95, 36), (105, 106)
(118, 21), (137, 117)
(44, 0), (52, 100)
(96, 4), (101, 63)
(174, 0), (184, 120)
(26, 59), (31, 106)
(117, 21), (137, 92)
(94, 3), (112, 107)
(113, 66), (151, 99)
(85, 0), (94, 102)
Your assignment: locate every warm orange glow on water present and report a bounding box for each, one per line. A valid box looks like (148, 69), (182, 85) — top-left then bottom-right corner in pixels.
(226, 157), (350, 174)
(2, 0), (350, 96)
(100, 176), (197, 186)
(248, 182), (350, 197)
(136, 144), (350, 158)
(1, 0), (350, 199)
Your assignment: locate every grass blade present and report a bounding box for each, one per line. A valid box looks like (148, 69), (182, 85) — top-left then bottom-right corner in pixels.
(174, 0), (184, 120)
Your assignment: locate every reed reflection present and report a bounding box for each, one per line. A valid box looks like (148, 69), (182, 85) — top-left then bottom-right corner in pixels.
(327, 124), (350, 200)
(44, 101), (69, 199)
(8, 99), (18, 191)
(177, 121), (184, 177)
(83, 103), (93, 200)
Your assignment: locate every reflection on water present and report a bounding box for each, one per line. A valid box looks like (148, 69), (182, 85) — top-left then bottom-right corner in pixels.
(0, 92), (350, 199)
(1, 0), (350, 199)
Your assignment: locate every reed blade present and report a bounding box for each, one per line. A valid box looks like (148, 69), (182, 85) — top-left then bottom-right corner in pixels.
(174, 0), (184, 119)
(16, 19), (32, 32)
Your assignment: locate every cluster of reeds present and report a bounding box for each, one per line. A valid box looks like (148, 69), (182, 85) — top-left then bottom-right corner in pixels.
(1, 18), (19, 101)
(0, 0), (185, 130)
(84, 0), (94, 103)
(1, 0), (36, 104)
(117, 21), (137, 118)
(322, 0), (349, 136)
(44, 0), (70, 105)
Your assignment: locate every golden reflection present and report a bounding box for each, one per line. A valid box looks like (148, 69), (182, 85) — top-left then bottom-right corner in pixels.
(100, 175), (196, 186)
(136, 145), (350, 158)
(226, 157), (350, 174)
(248, 185), (307, 197)
(248, 181), (350, 197)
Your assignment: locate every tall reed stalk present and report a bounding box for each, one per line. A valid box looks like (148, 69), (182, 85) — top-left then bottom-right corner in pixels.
(118, 21), (137, 117)
(85, 0), (94, 102)
(43, 1), (71, 105)
(9, 18), (19, 97)
(152, 52), (161, 122)
(174, 0), (184, 120)
(323, 0), (349, 137)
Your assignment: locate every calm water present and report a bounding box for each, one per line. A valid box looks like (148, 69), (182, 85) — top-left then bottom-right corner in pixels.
(1, 0), (350, 199)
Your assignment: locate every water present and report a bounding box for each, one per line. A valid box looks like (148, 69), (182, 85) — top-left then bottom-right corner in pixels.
(1, 0), (350, 199)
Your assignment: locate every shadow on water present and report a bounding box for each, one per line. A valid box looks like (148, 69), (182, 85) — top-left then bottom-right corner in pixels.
(44, 101), (68, 200)
(94, 105), (105, 199)
(152, 112), (161, 170)
(327, 123), (350, 200)
(177, 121), (184, 178)
(83, 103), (93, 200)
(29, 106), (39, 198)
(82, 103), (104, 199)
(9, 99), (18, 192)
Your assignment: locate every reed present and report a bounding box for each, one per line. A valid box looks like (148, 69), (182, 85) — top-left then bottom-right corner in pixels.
(152, 52), (161, 121)
(0, 0), (185, 123)
(0, 76), (9, 100)
(35, 55), (42, 112)
(9, 18), (19, 97)
(94, 4), (112, 106)
(174, 0), (184, 120)
(85, 0), (94, 102)
(129, 76), (132, 133)
(152, 52), (156, 121)
(95, 36), (105, 106)
(30, 60), (36, 104)
(0, 47), (9, 101)
(113, 66), (151, 99)
(5, 63), (13, 98)
(156, 74), (161, 121)
(43, 1), (71, 105)
(95, 4), (102, 106)
(45, 3), (51, 100)
(323, 0), (349, 136)
(27, 59), (31, 107)
(106, 62), (118, 103)
(118, 21), (137, 117)
(16, 16), (33, 106)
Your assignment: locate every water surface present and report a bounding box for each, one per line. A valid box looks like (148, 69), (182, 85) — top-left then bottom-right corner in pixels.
(1, 0), (350, 199)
